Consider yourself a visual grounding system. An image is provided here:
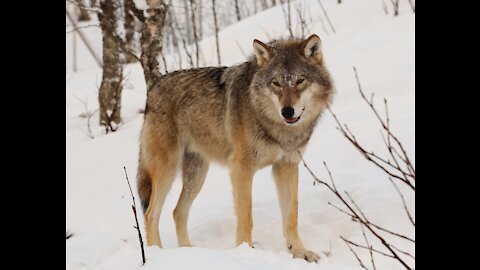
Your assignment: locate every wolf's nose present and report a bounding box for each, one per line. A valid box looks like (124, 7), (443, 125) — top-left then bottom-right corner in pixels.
(281, 107), (295, 118)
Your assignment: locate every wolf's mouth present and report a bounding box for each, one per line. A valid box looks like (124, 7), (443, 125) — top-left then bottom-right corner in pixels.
(284, 109), (304, 125)
(284, 116), (301, 124)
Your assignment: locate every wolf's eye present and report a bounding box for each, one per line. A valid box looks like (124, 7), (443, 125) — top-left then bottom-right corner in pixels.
(272, 81), (280, 87)
(296, 79), (304, 85)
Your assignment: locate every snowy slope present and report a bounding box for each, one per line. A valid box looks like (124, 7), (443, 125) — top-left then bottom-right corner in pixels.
(66, 0), (415, 269)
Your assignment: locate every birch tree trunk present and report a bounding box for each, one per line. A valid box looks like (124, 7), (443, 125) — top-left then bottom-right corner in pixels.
(98, 0), (122, 132)
(140, 0), (167, 90)
(124, 0), (137, 63)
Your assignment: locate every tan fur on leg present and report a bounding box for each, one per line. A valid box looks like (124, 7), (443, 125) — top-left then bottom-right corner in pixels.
(173, 151), (209, 247)
(230, 151), (255, 247)
(273, 161), (319, 262)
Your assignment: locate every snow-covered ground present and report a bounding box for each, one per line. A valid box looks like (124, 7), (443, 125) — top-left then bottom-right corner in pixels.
(66, 0), (415, 269)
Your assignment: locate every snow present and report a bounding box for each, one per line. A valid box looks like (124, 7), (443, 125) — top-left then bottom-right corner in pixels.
(66, 0), (415, 269)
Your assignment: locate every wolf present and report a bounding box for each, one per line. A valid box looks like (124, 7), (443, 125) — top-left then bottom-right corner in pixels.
(137, 34), (334, 262)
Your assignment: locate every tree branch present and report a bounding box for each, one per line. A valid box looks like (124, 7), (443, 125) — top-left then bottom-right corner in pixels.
(298, 155), (413, 269)
(123, 166), (146, 265)
(342, 237), (370, 270)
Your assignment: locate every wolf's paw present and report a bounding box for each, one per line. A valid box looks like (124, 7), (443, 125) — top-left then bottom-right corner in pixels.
(291, 248), (320, 263)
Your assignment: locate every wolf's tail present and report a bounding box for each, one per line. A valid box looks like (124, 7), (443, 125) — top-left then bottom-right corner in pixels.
(137, 165), (152, 213)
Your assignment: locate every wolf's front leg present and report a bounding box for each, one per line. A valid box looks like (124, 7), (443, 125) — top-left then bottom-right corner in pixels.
(229, 152), (255, 247)
(272, 162), (319, 263)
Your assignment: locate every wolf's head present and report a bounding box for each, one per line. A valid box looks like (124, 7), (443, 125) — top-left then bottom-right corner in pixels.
(250, 35), (333, 126)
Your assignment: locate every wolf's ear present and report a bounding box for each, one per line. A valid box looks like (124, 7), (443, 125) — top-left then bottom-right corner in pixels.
(302, 34), (322, 62)
(253, 39), (272, 67)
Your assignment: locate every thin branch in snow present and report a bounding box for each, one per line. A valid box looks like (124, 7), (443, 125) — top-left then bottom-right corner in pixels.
(342, 237), (370, 270)
(352, 67), (415, 181)
(361, 224), (376, 270)
(73, 94), (98, 139)
(328, 201), (415, 243)
(388, 177), (415, 226)
(123, 166), (146, 265)
(341, 236), (394, 258)
(326, 68), (415, 191)
(298, 155), (413, 269)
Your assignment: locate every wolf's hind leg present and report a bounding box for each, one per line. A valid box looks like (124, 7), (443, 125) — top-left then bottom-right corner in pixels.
(174, 151), (209, 247)
(141, 120), (182, 248)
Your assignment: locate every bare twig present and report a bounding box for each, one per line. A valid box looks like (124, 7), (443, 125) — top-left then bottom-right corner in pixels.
(390, 0), (399, 16)
(330, 108), (414, 189)
(407, 0), (415, 13)
(382, 0), (389, 15)
(327, 68), (415, 191)
(123, 166), (146, 265)
(341, 236), (394, 258)
(316, 0), (336, 34)
(280, 0), (294, 38)
(361, 224), (376, 270)
(66, 24), (100, 34)
(321, 239), (332, 257)
(388, 177), (415, 226)
(299, 156), (413, 269)
(66, 10), (102, 67)
(328, 201), (415, 243)
(391, 244), (415, 260)
(73, 94), (98, 139)
(342, 238), (370, 270)
(352, 67), (415, 179)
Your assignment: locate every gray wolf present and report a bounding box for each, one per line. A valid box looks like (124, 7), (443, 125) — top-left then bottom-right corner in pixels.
(137, 34), (334, 262)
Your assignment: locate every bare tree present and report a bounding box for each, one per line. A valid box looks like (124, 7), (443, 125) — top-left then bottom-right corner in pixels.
(183, 0), (192, 43)
(123, 0), (137, 63)
(127, 0), (168, 90)
(234, 0), (241, 21)
(287, 0), (293, 38)
(189, 0), (200, 67)
(98, 0), (123, 132)
(212, 0), (221, 65)
(197, 0), (203, 40)
(296, 3), (308, 38)
(280, 0), (294, 38)
(166, 5), (183, 69)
